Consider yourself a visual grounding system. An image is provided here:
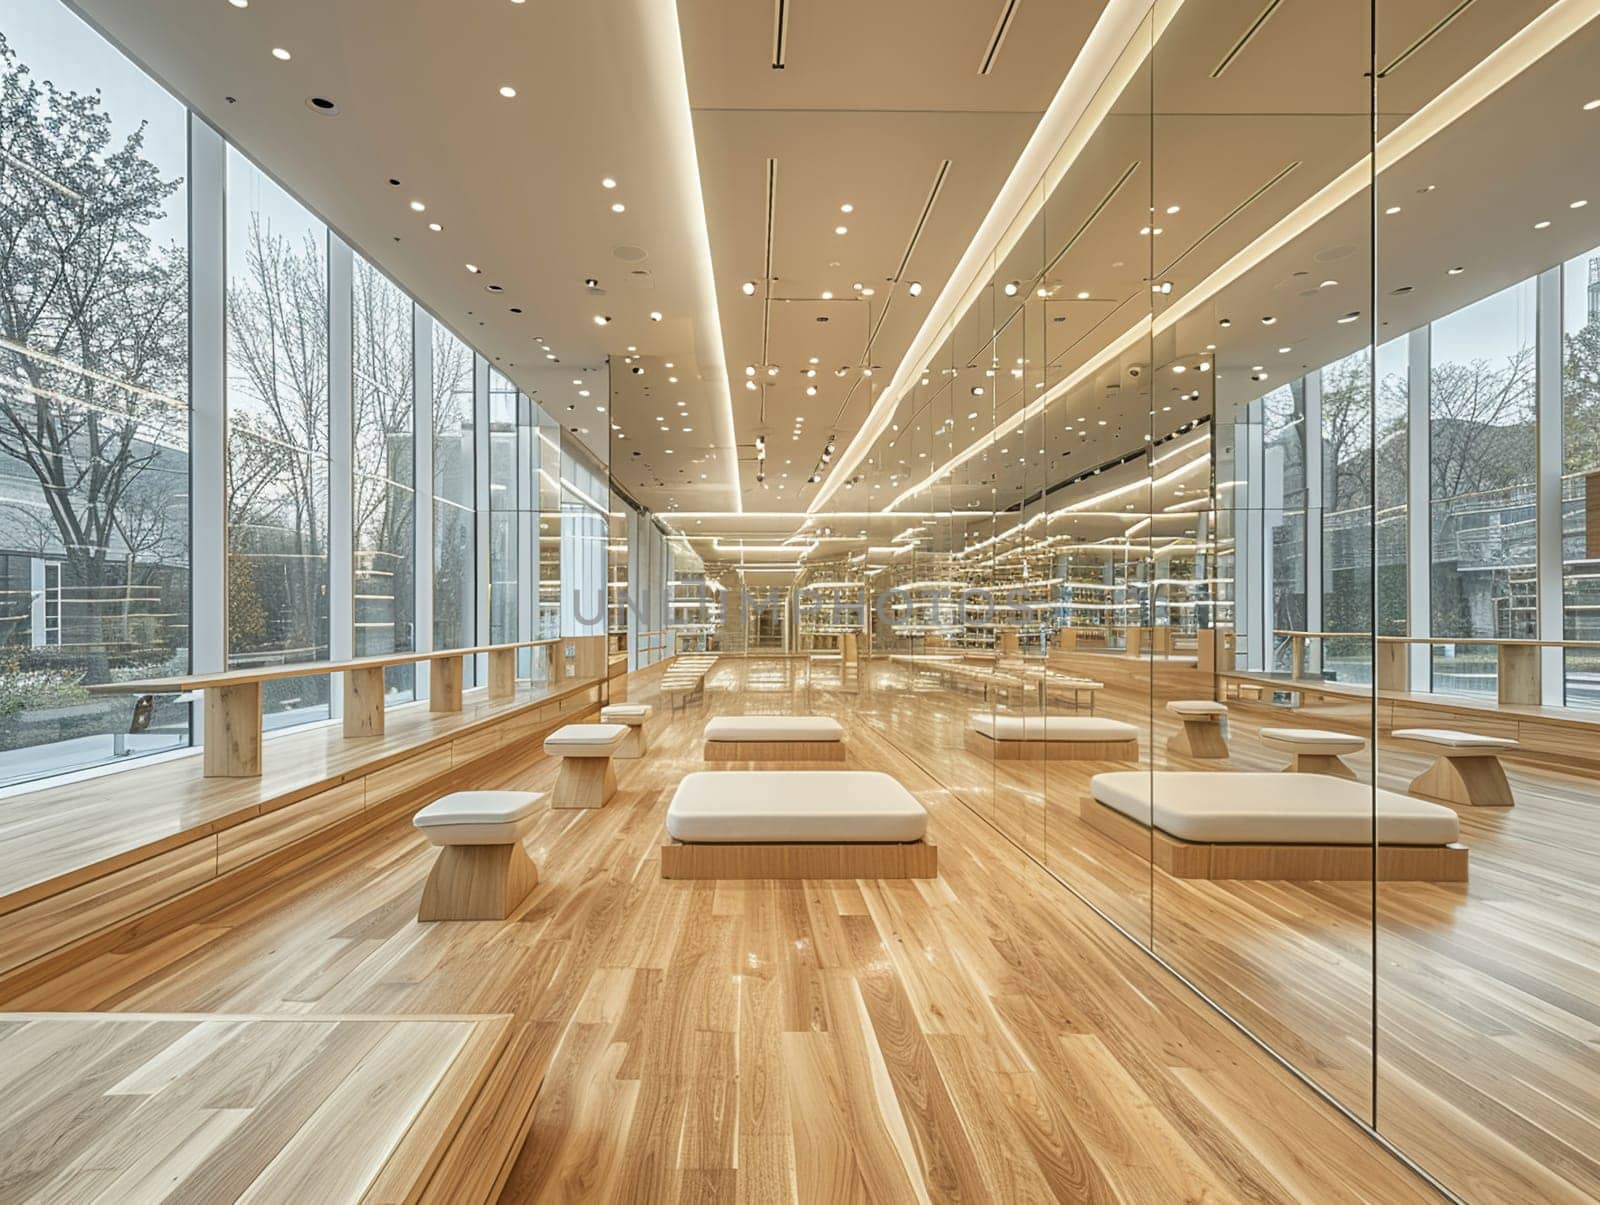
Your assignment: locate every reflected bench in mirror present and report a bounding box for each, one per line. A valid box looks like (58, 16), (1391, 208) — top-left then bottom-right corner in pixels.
(1392, 729), (1518, 807)
(703, 715), (846, 762)
(660, 770), (936, 879)
(964, 714), (1139, 761)
(1080, 771), (1467, 881)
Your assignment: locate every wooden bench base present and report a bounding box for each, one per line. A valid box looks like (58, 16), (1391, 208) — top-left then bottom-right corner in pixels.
(964, 729), (1138, 762)
(703, 739), (847, 762)
(552, 757), (617, 808)
(1078, 798), (1468, 882)
(660, 839), (937, 880)
(418, 842), (539, 920)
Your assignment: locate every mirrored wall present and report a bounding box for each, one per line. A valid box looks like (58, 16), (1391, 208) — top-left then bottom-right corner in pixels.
(788, 2), (1600, 1200)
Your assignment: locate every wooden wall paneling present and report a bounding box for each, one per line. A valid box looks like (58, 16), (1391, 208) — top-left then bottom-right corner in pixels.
(216, 781), (366, 875)
(0, 836), (218, 977)
(366, 745), (457, 809)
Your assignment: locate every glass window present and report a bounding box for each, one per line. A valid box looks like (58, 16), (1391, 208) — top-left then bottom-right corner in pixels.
(1374, 337), (1410, 641)
(1320, 349), (1374, 683)
(0, 3), (191, 786)
(1562, 243), (1600, 708)
(352, 257), (415, 701)
(1262, 381), (1306, 671)
(487, 369), (518, 644)
(431, 324), (475, 662)
(535, 407), (562, 638)
(1429, 280), (1537, 697)
(225, 151), (330, 728)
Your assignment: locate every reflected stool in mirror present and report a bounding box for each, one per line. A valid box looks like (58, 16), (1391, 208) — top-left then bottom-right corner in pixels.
(1259, 727), (1366, 779)
(1166, 700), (1230, 759)
(1392, 728), (1518, 807)
(599, 703), (652, 758)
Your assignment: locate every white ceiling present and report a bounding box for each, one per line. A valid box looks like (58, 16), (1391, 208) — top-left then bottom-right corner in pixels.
(63, 0), (1600, 566)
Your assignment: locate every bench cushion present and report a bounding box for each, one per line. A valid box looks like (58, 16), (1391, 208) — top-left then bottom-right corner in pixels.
(666, 770), (926, 843)
(1090, 771), (1459, 846)
(1260, 727), (1367, 754)
(704, 716), (845, 743)
(414, 790), (544, 845)
(544, 723), (628, 756)
(1392, 728), (1517, 750)
(970, 714), (1137, 742)
(1168, 700), (1227, 717)
(601, 704), (652, 722)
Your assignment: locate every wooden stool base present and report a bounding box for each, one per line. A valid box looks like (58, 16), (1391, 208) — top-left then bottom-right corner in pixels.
(1167, 720), (1229, 760)
(1287, 753), (1357, 779)
(553, 757), (618, 808)
(1409, 755), (1514, 807)
(418, 842), (538, 921)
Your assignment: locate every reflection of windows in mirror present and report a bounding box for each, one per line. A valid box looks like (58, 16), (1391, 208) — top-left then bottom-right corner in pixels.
(1563, 244), (1600, 708)
(432, 325), (476, 671)
(1263, 381), (1307, 672)
(1430, 280), (1537, 697)
(488, 370), (519, 644)
(1374, 338), (1410, 641)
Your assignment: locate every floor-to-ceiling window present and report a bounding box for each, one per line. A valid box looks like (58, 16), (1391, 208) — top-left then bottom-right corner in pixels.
(487, 368), (518, 644)
(1562, 243), (1600, 708)
(225, 151), (330, 728)
(0, 1), (191, 785)
(1321, 349), (1374, 683)
(430, 323), (475, 668)
(1429, 280), (1538, 696)
(1262, 381), (1306, 671)
(352, 257), (415, 701)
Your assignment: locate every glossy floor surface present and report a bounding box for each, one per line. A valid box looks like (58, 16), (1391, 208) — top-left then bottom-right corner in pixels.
(0, 659), (1444, 1203)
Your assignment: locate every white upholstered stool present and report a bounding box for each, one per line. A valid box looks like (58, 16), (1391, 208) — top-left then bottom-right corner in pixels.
(545, 723), (629, 809)
(600, 703), (653, 758)
(412, 790), (543, 920)
(1166, 700), (1229, 759)
(1259, 727), (1366, 778)
(1392, 728), (1518, 807)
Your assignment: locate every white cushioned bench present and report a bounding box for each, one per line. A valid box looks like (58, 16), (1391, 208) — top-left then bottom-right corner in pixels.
(1391, 728), (1518, 807)
(661, 770), (936, 879)
(1080, 771), (1466, 881)
(413, 791), (543, 919)
(600, 703), (652, 758)
(1259, 727), (1367, 778)
(545, 722), (628, 808)
(964, 713), (1138, 761)
(703, 715), (846, 762)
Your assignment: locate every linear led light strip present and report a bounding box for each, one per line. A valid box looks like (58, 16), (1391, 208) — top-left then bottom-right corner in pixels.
(808, 0), (1180, 514)
(888, 0), (1600, 517)
(638, 0), (741, 513)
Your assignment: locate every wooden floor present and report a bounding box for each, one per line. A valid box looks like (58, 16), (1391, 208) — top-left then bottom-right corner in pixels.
(0, 1012), (510, 1203)
(0, 659), (1447, 1203)
(872, 653), (1600, 1205)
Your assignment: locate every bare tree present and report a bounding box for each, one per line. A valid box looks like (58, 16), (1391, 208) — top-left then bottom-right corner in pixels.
(0, 34), (187, 683)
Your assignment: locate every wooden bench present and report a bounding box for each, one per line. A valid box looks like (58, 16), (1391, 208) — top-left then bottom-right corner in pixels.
(703, 716), (846, 762)
(599, 703), (652, 758)
(1166, 700), (1229, 759)
(1259, 727), (1366, 778)
(1391, 728), (1518, 807)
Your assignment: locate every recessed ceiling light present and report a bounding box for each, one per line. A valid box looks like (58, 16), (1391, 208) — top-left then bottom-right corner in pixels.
(409, 200), (426, 212)
(611, 202), (626, 213)
(907, 281), (922, 297)
(465, 263), (480, 273)
(741, 281), (757, 295)
(1447, 266), (1465, 275)
(1076, 290), (1090, 300)
(1003, 282), (1019, 296)
(228, 0), (248, 7)
(1572, 199), (1589, 209)
(1165, 205), (1180, 214)
(1385, 205), (1402, 215)
(745, 380), (757, 391)
(1260, 316), (1276, 325)
(428, 222), (442, 232)
(834, 225), (848, 235)
(1219, 318), (1232, 327)
(649, 310), (663, 321)
(1535, 220), (1552, 229)
(271, 46), (291, 60)
(1585, 99), (1600, 111)
(1278, 346), (1291, 353)
(498, 85), (517, 98)
(593, 314), (610, 325)
(820, 291), (833, 300)
(602, 177), (617, 189)
(861, 287), (875, 297)
(1320, 279), (1338, 288)
(1337, 311), (1361, 324)
(839, 203), (854, 214)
